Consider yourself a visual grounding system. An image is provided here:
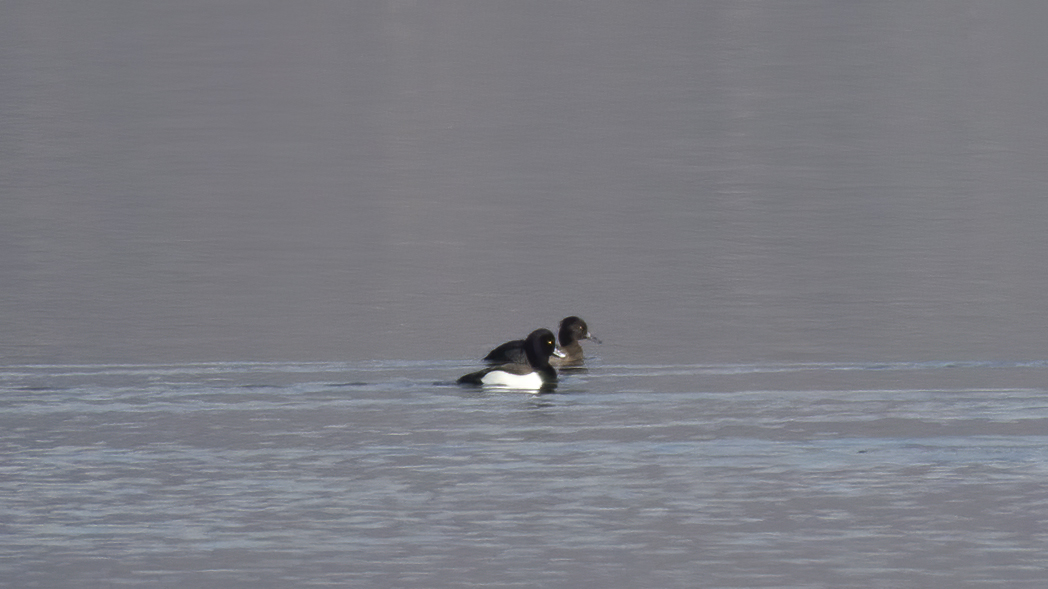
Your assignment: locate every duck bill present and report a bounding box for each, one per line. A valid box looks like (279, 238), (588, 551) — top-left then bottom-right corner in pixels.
(585, 332), (602, 344)
(551, 347), (567, 359)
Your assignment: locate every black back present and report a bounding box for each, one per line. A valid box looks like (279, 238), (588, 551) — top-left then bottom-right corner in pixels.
(482, 338), (528, 364)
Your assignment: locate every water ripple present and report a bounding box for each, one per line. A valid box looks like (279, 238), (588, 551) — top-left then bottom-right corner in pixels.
(1, 361), (1047, 587)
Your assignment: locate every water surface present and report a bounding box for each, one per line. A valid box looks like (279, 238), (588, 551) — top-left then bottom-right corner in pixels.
(3, 361), (1047, 587)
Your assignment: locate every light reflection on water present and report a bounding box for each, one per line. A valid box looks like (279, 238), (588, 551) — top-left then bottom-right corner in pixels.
(1, 362), (1046, 587)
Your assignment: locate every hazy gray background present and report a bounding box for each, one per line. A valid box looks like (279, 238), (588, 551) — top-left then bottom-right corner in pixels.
(3, 1), (1048, 365)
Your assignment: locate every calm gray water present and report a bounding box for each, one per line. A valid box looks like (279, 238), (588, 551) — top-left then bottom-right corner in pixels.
(3, 1), (1048, 587)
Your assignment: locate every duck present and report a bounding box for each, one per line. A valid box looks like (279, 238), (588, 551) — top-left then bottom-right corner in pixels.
(459, 328), (562, 391)
(483, 316), (600, 367)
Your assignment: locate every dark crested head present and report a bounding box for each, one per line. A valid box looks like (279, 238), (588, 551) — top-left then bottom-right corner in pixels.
(523, 328), (558, 365)
(558, 316), (600, 345)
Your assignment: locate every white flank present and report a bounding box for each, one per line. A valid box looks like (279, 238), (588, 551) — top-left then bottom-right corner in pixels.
(480, 370), (544, 390)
